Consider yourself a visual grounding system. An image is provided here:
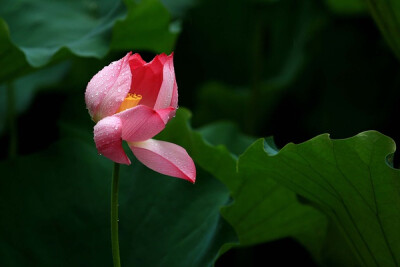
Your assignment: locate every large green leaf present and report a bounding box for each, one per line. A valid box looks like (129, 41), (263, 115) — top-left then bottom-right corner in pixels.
(0, 113), (236, 266)
(0, 0), (126, 69)
(224, 138), (327, 255)
(241, 131), (400, 266)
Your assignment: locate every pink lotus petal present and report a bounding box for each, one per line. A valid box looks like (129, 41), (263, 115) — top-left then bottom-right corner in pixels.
(130, 53), (170, 108)
(156, 53), (169, 64)
(129, 139), (196, 183)
(116, 105), (175, 142)
(94, 116), (130, 165)
(156, 106), (176, 124)
(170, 79), (178, 109)
(129, 53), (146, 70)
(154, 55), (177, 110)
(165, 53), (177, 110)
(85, 52), (132, 122)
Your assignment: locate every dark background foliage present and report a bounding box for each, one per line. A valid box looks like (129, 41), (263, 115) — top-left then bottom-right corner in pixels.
(1, 0), (400, 266)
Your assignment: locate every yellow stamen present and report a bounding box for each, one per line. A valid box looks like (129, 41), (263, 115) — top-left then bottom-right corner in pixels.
(118, 93), (142, 112)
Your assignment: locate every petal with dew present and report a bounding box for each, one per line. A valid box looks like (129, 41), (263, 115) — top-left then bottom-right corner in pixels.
(156, 106), (176, 124)
(170, 79), (178, 110)
(116, 105), (175, 142)
(154, 54), (178, 110)
(85, 52), (132, 122)
(129, 139), (196, 183)
(94, 116), (130, 165)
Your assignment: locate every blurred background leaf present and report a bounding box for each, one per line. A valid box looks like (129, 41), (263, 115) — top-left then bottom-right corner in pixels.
(366, 0), (400, 60)
(324, 0), (367, 15)
(111, 0), (179, 53)
(161, 0), (198, 17)
(183, 0), (326, 134)
(0, 63), (70, 135)
(0, 0), (125, 70)
(0, 18), (33, 83)
(0, 0), (180, 83)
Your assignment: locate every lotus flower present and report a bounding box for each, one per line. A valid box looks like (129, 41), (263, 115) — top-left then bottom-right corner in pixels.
(85, 52), (196, 183)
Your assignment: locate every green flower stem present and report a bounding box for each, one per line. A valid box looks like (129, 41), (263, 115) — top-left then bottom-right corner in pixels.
(7, 82), (17, 159)
(111, 162), (121, 267)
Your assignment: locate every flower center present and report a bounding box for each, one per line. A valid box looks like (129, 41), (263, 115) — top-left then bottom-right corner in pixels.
(118, 93), (142, 113)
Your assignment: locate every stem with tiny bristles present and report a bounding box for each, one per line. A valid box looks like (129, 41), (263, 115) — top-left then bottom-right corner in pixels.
(7, 82), (17, 159)
(111, 163), (121, 267)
